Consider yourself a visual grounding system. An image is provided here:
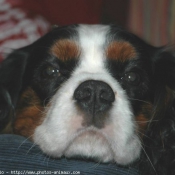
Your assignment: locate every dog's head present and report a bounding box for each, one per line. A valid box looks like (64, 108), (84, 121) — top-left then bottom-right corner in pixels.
(0, 24), (175, 167)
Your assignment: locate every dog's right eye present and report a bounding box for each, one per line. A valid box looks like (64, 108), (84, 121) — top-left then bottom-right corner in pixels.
(41, 66), (60, 78)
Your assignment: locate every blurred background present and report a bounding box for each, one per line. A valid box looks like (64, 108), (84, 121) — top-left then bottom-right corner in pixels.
(0, 0), (174, 61)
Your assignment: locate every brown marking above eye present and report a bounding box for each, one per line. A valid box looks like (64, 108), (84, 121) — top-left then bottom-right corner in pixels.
(106, 41), (137, 61)
(14, 87), (44, 139)
(50, 39), (80, 61)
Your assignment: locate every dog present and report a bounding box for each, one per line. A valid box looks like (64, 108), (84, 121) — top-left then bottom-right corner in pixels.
(0, 24), (175, 175)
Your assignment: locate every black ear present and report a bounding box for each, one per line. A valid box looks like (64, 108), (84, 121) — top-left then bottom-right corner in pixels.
(0, 51), (28, 132)
(139, 50), (175, 175)
(152, 48), (175, 119)
(153, 49), (175, 90)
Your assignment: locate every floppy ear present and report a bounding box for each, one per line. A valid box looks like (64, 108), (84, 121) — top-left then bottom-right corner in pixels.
(151, 49), (175, 119)
(0, 51), (28, 132)
(139, 49), (175, 175)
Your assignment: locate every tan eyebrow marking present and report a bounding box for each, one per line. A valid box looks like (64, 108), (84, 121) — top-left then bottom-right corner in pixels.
(106, 41), (137, 61)
(50, 39), (80, 61)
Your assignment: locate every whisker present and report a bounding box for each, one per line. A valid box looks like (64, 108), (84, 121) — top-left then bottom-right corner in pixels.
(128, 97), (152, 105)
(136, 135), (157, 174)
(46, 155), (51, 167)
(31, 104), (43, 112)
(28, 103), (48, 117)
(43, 97), (51, 107)
(31, 149), (44, 159)
(16, 135), (33, 152)
(136, 120), (159, 124)
(140, 144), (157, 174)
(89, 160), (100, 169)
(43, 154), (50, 164)
(136, 130), (153, 140)
(25, 143), (37, 155)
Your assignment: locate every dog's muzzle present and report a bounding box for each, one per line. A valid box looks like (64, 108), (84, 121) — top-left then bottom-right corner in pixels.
(74, 80), (115, 127)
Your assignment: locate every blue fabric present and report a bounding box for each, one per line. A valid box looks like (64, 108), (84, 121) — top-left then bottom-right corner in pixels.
(0, 134), (138, 175)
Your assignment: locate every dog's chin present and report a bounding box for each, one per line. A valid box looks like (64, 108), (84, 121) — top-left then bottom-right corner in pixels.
(64, 129), (114, 163)
(34, 126), (141, 165)
(64, 129), (141, 165)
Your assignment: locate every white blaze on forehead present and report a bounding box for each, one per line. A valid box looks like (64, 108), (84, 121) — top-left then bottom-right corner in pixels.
(77, 24), (110, 72)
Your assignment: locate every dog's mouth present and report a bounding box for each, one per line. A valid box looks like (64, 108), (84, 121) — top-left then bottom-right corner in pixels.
(64, 127), (114, 162)
(34, 114), (141, 165)
(70, 127), (110, 146)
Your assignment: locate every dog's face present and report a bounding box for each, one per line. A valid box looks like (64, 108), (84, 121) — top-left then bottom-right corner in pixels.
(0, 24), (175, 167)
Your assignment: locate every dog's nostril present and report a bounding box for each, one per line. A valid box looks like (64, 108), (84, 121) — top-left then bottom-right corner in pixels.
(74, 88), (91, 101)
(100, 90), (115, 103)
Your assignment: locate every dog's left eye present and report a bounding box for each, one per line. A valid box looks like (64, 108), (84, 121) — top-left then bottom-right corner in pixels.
(122, 72), (141, 85)
(42, 66), (60, 78)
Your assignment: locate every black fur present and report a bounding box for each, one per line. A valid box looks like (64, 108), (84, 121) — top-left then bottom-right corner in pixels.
(0, 51), (28, 131)
(139, 50), (175, 175)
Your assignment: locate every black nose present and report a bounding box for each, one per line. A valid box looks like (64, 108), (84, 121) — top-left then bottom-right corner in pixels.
(74, 80), (115, 115)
